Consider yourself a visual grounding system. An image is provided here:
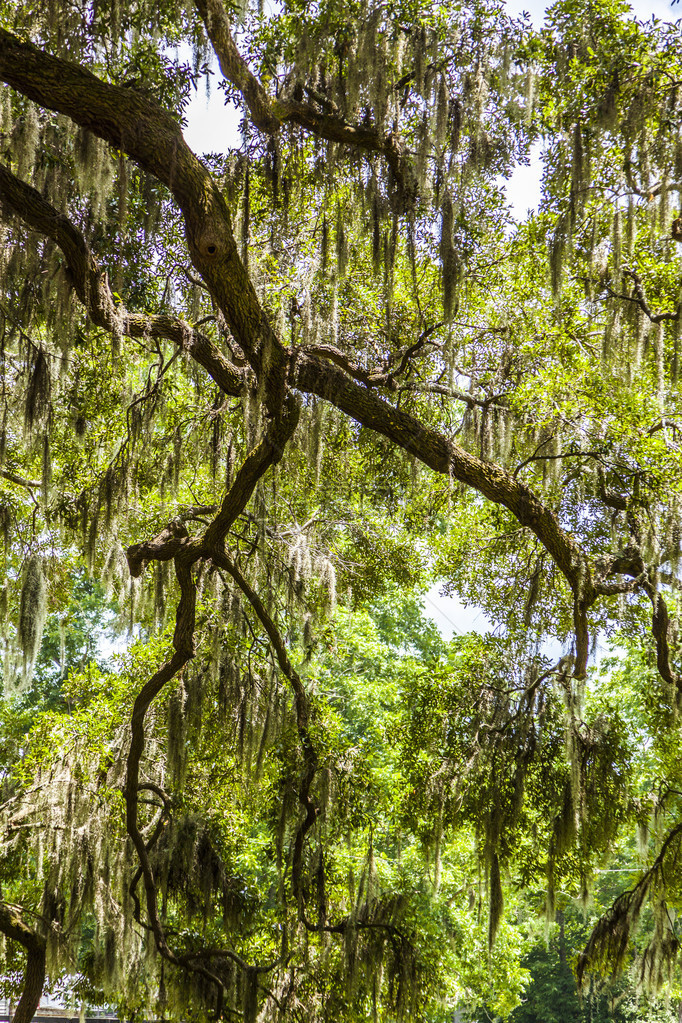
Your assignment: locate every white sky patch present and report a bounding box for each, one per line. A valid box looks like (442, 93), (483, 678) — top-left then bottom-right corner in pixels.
(424, 582), (572, 663)
(423, 583), (493, 639)
(505, 141), (544, 221)
(183, 85), (241, 153)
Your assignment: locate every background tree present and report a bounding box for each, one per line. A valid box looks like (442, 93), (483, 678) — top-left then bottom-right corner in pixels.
(2, 0), (682, 1019)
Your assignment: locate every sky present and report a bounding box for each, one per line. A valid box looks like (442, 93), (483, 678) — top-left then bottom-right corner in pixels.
(512, 0), (675, 24)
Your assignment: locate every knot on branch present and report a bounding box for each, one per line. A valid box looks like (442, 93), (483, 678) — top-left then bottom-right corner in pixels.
(196, 230), (224, 261)
(126, 519), (190, 578)
(594, 544), (645, 586)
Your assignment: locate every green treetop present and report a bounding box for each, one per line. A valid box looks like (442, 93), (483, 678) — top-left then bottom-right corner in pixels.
(2, 0), (682, 1019)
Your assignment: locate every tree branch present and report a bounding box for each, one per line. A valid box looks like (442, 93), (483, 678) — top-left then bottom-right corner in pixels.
(399, 380), (499, 408)
(594, 545), (680, 691)
(203, 393), (300, 548)
(194, 0), (281, 133)
(577, 821), (682, 988)
(294, 352), (601, 676)
(304, 324), (442, 392)
(277, 101), (411, 195)
(0, 903), (46, 1023)
(195, 0), (412, 193)
(0, 27), (288, 405)
(0, 468), (41, 490)
(602, 270), (679, 325)
(0, 161), (248, 398)
(210, 550), (318, 908)
(123, 395), (299, 992)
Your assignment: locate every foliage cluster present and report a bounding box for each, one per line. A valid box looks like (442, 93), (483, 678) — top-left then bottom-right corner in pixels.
(4, 0), (682, 1020)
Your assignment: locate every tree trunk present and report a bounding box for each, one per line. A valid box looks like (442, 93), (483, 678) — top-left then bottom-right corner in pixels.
(11, 945), (45, 1023)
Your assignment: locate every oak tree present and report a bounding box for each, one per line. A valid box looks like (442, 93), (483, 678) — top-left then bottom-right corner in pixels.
(2, 0), (682, 1019)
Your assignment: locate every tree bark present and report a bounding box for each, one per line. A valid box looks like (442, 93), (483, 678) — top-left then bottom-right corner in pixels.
(0, 905), (46, 1023)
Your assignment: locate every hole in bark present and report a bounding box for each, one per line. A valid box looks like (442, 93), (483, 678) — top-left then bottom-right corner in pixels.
(199, 232), (221, 258)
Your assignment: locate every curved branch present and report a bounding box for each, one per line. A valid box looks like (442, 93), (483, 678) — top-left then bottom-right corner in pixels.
(203, 393), (300, 548)
(304, 323), (442, 392)
(399, 380), (499, 408)
(577, 821), (682, 987)
(0, 161), (247, 398)
(601, 270), (679, 325)
(594, 546), (680, 691)
(0, 903), (46, 1023)
(195, 0), (412, 192)
(294, 354), (593, 581)
(623, 270), (679, 325)
(645, 583), (679, 692)
(0, 28), (287, 405)
(123, 397), (299, 991)
(278, 102), (411, 194)
(210, 550), (318, 907)
(195, 0), (280, 133)
(302, 343), (396, 390)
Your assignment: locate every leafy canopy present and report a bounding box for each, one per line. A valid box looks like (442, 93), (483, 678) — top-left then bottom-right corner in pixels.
(3, 0), (682, 1020)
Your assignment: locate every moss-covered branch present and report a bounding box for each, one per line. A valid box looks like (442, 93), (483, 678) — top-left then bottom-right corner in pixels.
(0, 903), (46, 1023)
(122, 398), (299, 996)
(195, 0), (411, 192)
(0, 161), (248, 398)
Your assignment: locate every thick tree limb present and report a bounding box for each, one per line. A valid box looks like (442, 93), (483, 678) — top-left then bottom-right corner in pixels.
(294, 355), (592, 589)
(0, 28), (287, 405)
(0, 30), (199, 212)
(0, 903), (46, 1023)
(594, 573), (646, 596)
(127, 520), (192, 579)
